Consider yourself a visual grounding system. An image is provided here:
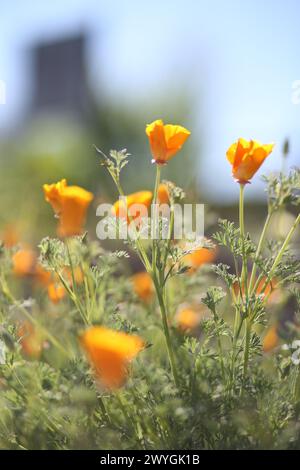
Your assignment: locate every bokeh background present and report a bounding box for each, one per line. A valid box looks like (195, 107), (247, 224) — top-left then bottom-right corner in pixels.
(0, 0), (299, 244)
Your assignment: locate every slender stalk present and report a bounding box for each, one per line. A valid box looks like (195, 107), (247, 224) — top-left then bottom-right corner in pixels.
(249, 211), (273, 293)
(242, 319), (251, 380)
(97, 394), (111, 425)
(113, 178), (152, 273)
(1, 280), (71, 358)
(239, 184), (251, 380)
(265, 213), (300, 287)
(153, 275), (179, 388)
(239, 184), (248, 300)
(54, 264), (88, 325)
(212, 307), (225, 382)
(152, 165), (161, 272)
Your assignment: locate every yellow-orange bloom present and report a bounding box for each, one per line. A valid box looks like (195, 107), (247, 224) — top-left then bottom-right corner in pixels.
(43, 179), (94, 237)
(34, 264), (52, 287)
(17, 321), (43, 359)
(80, 326), (144, 389)
(113, 191), (153, 223)
(1, 224), (19, 248)
(184, 247), (216, 272)
(226, 138), (274, 183)
(157, 183), (170, 204)
(233, 276), (279, 304)
(175, 307), (202, 333)
(131, 271), (154, 303)
(12, 247), (36, 277)
(263, 324), (279, 353)
(146, 119), (191, 164)
(47, 283), (66, 304)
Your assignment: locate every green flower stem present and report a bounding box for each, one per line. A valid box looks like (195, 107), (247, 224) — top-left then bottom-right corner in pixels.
(1, 279), (72, 359)
(97, 394), (111, 425)
(112, 163), (179, 387)
(260, 212), (300, 294)
(54, 264), (89, 325)
(212, 307), (226, 382)
(242, 318), (251, 380)
(153, 274), (179, 388)
(113, 179), (152, 273)
(152, 165), (161, 272)
(249, 211), (273, 294)
(239, 183), (248, 300)
(239, 183), (251, 380)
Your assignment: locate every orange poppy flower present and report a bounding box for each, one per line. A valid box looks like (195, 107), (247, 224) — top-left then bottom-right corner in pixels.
(157, 183), (170, 204)
(184, 247), (216, 272)
(175, 307), (202, 333)
(64, 266), (84, 286)
(80, 326), (144, 389)
(234, 276), (278, 304)
(43, 179), (94, 237)
(146, 119), (191, 164)
(47, 283), (66, 304)
(12, 247), (37, 277)
(131, 271), (154, 303)
(226, 138), (274, 183)
(1, 224), (19, 248)
(34, 264), (52, 287)
(17, 321), (43, 359)
(263, 324), (279, 353)
(112, 191), (153, 223)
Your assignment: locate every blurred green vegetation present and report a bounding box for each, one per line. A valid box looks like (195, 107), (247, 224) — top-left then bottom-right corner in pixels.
(0, 91), (198, 243)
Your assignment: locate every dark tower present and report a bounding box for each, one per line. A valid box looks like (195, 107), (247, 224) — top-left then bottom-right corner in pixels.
(31, 33), (89, 118)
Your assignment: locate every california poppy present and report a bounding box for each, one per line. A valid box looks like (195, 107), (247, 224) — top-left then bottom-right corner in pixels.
(263, 324), (279, 353)
(131, 271), (154, 303)
(146, 119), (191, 164)
(47, 282), (66, 304)
(43, 179), (94, 237)
(184, 247), (216, 272)
(17, 321), (43, 359)
(80, 326), (144, 389)
(234, 276), (279, 304)
(226, 138), (274, 183)
(157, 183), (170, 204)
(12, 247), (37, 277)
(112, 191), (153, 223)
(1, 224), (19, 248)
(34, 264), (52, 287)
(175, 307), (203, 333)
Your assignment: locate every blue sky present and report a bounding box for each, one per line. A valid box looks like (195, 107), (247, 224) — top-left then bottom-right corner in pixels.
(0, 0), (299, 201)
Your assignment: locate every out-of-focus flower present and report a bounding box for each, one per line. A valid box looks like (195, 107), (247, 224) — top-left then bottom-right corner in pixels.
(17, 321), (43, 359)
(34, 264), (52, 287)
(263, 324), (279, 353)
(1, 224), (19, 248)
(64, 266), (84, 286)
(43, 179), (94, 237)
(234, 276), (280, 305)
(183, 247), (216, 272)
(131, 271), (154, 303)
(80, 326), (144, 389)
(12, 247), (37, 277)
(146, 119), (191, 164)
(113, 191), (153, 223)
(226, 138), (274, 183)
(175, 307), (203, 333)
(157, 183), (170, 204)
(47, 283), (66, 304)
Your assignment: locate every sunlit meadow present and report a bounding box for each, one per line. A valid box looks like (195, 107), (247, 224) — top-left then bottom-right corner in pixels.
(0, 120), (300, 450)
